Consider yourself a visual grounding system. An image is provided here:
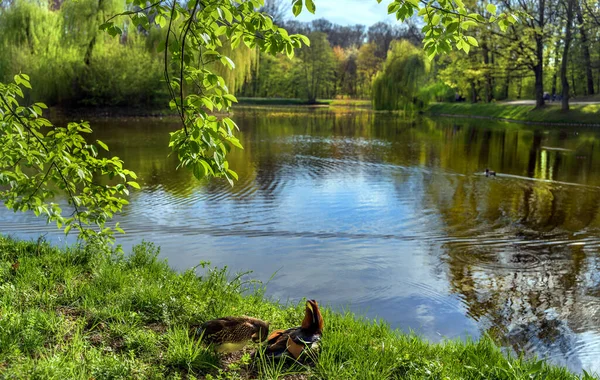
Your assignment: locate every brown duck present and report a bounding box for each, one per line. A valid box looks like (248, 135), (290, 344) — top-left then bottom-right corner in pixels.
(196, 316), (269, 353)
(264, 299), (323, 360)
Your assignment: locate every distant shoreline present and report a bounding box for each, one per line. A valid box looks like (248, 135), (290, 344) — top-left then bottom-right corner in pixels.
(44, 98), (372, 120)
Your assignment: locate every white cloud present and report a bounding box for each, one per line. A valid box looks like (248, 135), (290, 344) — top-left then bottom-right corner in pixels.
(294, 0), (397, 26)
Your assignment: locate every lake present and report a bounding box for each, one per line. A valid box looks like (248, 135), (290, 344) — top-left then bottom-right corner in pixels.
(2, 106), (600, 373)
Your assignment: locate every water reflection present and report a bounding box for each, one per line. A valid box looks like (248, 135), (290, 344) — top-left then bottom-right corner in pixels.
(2, 108), (600, 373)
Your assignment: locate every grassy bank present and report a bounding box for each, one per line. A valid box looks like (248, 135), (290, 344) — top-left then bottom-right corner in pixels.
(426, 103), (600, 125)
(0, 236), (594, 379)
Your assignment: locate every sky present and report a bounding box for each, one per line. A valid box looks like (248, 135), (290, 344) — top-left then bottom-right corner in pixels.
(294, 0), (398, 26)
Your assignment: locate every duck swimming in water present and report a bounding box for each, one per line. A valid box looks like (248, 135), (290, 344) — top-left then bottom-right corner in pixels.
(264, 299), (323, 361)
(196, 316), (269, 353)
(485, 168), (496, 177)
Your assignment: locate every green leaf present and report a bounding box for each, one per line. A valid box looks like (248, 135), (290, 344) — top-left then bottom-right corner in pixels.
(227, 169), (239, 180)
(298, 34), (310, 47)
(221, 7), (233, 23)
(201, 97), (214, 111)
(446, 22), (459, 33)
(466, 36), (479, 46)
(498, 19), (508, 31)
(223, 94), (238, 103)
(107, 25), (123, 37)
(17, 74), (32, 89)
(305, 0), (315, 14)
(388, 2), (400, 13)
(156, 14), (167, 28)
(96, 140), (109, 151)
(461, 20), (478, 30)
(99, 22), (113, 31)
(463, 41), (471, 53)
(127, 181), (141, 189)
(286, 43), (295, 58)
(486, 3), (497, 14)
(220, 56), (235, 69)
(292, 0), (302, 16)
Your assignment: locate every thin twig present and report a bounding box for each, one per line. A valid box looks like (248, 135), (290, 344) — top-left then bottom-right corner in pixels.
(104, 0), (166, 23)
(24, 159), (55, 204)
(418, 0), (485, 23)
(164, 0), (188, 135)
(0, 93), (49, 154)
(51, 161), (84, 233)
(179, 0), (201, 130)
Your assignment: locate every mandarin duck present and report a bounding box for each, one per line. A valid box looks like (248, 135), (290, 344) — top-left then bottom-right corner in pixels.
(485, 168), (496, 177)
(196, 316), (269, 353)
(264, 299), (323, 361)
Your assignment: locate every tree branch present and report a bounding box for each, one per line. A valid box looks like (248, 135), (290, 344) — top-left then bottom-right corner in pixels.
(105, 0), (166, 23)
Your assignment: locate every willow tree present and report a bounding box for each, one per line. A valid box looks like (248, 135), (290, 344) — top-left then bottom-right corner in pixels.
(212, 42), (258, 94)
(372, 40), (429, 111)
(1, 0), (518, 243)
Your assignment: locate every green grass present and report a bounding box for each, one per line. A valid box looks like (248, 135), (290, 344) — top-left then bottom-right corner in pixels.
(0, 236), (596, 379)
(426, 103), (600, 125)
(328, 98), (372, 108)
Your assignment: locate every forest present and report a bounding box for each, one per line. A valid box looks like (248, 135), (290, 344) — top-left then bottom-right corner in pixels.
(1, 0), (599, 112)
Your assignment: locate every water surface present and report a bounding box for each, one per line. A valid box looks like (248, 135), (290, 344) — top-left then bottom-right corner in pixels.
(2, 107), (600, 373)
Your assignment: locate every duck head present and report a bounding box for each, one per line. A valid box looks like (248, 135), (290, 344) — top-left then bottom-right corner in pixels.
(250, 319), (270, 343)
(301, 299), (323, 333)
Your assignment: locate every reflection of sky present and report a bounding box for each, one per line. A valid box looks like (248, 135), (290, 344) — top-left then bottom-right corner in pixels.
(3, 110), (600, 374)
(575, 332), (600, 373)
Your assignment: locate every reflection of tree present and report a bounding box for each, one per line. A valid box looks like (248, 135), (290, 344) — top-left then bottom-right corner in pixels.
(443, 242), (600, 370)
(415, 120), (600, 367)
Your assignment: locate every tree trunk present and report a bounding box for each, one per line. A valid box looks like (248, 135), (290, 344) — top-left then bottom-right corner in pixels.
(575, 0), (594, 95)
(570, 62), (576, 97)
(561, 0), (574, 112)
(482, 41), (493, 102)
(534, 36), (545, 108)
(470, 81), (477, 103)
(84, 0), (105, 65)
(502, 71), (510, 100)
(252, 49), (260, 97)
(534, 0), (545, 108)
(551, 28), (563, 98)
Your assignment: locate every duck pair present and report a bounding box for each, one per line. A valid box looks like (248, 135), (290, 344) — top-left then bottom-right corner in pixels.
(196, 300), (323, 360)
